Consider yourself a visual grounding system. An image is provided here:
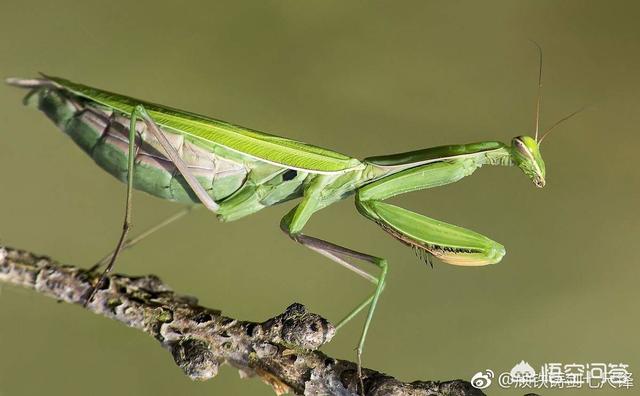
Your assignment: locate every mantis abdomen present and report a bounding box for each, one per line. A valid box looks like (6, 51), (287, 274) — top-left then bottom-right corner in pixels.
(25, 86), (308, 211)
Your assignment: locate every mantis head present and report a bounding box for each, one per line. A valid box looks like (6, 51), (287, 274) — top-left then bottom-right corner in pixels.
(510, 106), (584, 188)
(511, 135), (546, 188)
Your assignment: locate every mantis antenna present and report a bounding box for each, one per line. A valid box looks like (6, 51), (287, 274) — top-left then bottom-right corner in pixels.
(538, 106), (586, 144)
(528, 41), (585, 145)
(531, 40), (544, 142)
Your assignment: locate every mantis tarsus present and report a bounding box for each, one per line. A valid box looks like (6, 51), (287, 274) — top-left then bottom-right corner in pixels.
(7, 52), (578, 384)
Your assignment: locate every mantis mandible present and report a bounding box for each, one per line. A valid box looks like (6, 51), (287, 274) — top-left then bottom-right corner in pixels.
(7, 48), (578, 382)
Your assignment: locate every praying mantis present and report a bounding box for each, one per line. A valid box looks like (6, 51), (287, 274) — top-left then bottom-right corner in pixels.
(7, 48), (579, 384)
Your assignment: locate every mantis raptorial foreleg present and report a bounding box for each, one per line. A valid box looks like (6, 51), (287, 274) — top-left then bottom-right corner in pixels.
(86, 105), (220, 303)
(356, 158), (505, 268)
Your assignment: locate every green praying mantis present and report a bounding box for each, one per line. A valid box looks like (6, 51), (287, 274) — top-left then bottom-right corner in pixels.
(7, 48), (580, 383)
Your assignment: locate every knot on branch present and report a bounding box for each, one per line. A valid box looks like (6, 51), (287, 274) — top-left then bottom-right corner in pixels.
(263, 303), (336, 350)
(169, 337), (219, 380)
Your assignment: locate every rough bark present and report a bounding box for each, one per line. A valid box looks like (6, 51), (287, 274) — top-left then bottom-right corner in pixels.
(0, 245), (485, 396)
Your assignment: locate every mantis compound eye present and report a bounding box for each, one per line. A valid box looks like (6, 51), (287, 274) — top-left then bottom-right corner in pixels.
(513, 137), (531, 157)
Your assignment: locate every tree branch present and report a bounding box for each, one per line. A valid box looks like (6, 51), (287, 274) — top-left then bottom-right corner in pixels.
(0, 245), (484, 396)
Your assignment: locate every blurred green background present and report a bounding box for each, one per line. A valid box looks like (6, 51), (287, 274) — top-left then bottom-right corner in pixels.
(1, 1), (638, 395)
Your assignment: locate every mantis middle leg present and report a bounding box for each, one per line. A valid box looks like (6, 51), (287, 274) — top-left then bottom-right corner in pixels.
(279, 176), (388, 387)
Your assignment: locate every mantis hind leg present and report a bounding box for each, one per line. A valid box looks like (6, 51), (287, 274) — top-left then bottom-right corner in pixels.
(85, 108), (139, 304)
(85, 105), (220, 304)
(89, 205), (197, 272)
(280, 206), (388, 390)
